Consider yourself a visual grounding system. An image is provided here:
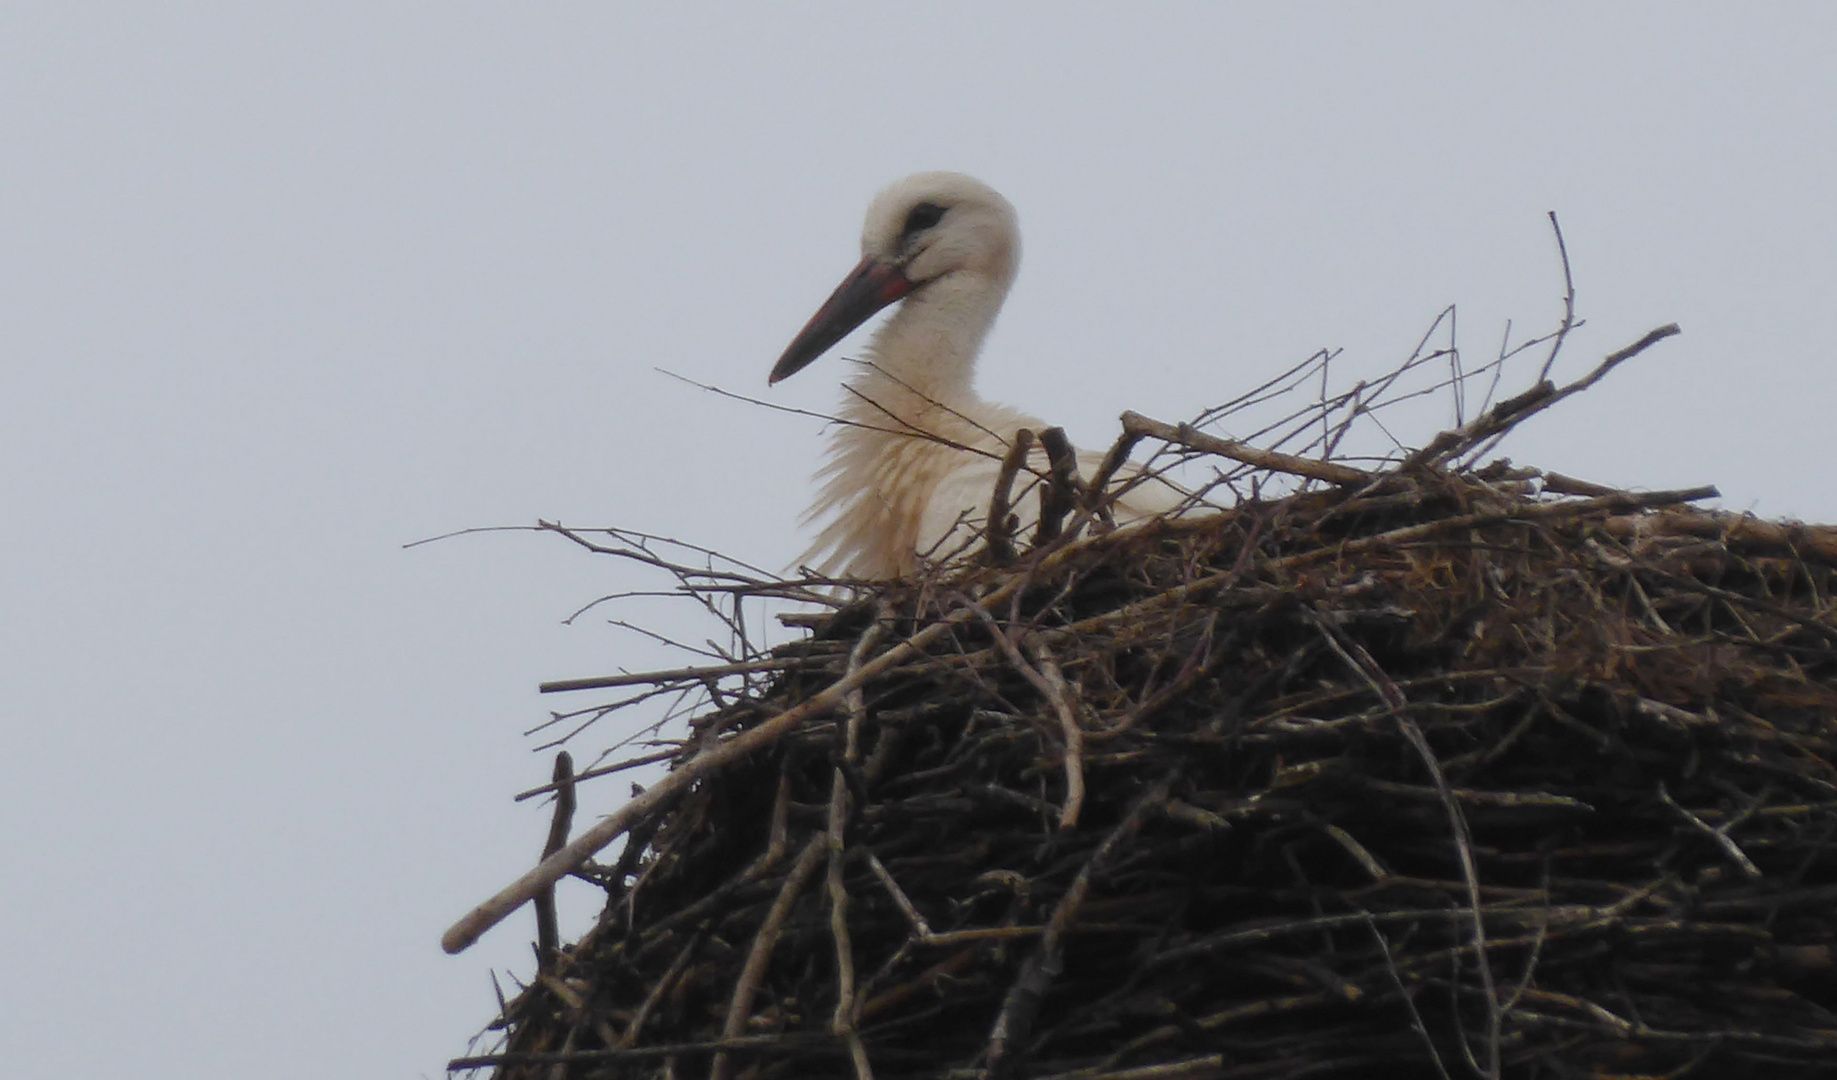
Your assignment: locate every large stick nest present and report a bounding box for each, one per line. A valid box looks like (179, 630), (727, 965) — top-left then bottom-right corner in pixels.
(450, 323), (1837, 1080)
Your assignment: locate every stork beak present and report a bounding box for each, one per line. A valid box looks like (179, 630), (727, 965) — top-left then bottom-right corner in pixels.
(769, 257), (914, 385)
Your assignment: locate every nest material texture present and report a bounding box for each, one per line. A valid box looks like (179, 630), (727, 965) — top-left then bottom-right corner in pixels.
(473, 466), (1837, 1080)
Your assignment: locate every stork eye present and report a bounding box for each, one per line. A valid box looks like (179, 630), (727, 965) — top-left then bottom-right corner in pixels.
(901, 202), (946, 237)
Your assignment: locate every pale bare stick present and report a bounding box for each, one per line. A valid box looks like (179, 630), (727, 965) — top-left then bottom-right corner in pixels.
(1120, 411), (1372, 487)
(865, 852), (934, 940)
(1033, 644), (1086, 833)
(539, 657), (800, 694)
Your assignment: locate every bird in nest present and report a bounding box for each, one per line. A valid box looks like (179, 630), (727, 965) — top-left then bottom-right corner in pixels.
(770, 171), (1198, 579)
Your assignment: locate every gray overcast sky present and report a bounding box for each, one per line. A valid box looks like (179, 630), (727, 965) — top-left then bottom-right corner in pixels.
(3, 6), (1833, 1077)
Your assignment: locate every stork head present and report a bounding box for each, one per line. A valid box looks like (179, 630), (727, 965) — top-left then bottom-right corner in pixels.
(769, 172), (1019, 385)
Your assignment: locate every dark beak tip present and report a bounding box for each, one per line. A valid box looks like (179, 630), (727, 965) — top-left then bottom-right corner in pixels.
(767, 352), (808, 386)
(769, 257), (911, 387)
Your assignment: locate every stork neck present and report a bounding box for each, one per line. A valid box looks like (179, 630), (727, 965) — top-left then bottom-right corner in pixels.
(848, 269), (1009, 418)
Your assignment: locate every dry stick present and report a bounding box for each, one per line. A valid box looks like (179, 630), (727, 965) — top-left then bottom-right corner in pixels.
(1033, 427), (1083, 545)
(865, 852), (935, 940)
(1409, 322), (1681, 470)
(452, 1033), (841, 1072)
(827, 770), (872, 1080)
(709, 835), (827, 1080)
(617, 932), (702, 1048)
(972, 603), (1086, 831)
(829, 621), (885, 1080)
(662, 367), (998, 462)
(515, 746), (680, 802)
(534, 751), (576, 974)
(764, 770), (793, 868)
(1657, 781), (1763, 879)
(538, 520), (774, 587)
(1120, 411), (1372, 487)
(1365, 912), (1455, 1080)
(849, 357), (1014, 449)
(1540, 471), (1623, 498)
(1033, 643), (1086, 832)
(986, 428), (1035, 566)
(540, 657), (799, 694)
(442, 590), (1019, 954)
(1535, 210), (1578, 385)
(1049, 425), (1150, 549)
(1309, 613), (1502, 1080)
(1598, 510), (1837, 566)
(983, 778), (1173, 1079)
(1083, 427), (1146, 516)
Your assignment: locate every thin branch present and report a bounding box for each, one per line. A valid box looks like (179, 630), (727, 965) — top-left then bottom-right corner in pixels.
(534, 751), (576, 973)
(1408, 323), (1682, 470)
(1121, 411), (1372, 487)
(1537, 211), (1579, 384)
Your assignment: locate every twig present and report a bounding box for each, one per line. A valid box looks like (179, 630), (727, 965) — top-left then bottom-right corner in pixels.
(1409, 323), (1681, 469)
(972, 604), (1086, 831)
(828, 619), (885, 1079)
(1365, 913), (1453, 1080)
(515, 746), (681, 802)
(866, 852), (935, 940)
(540, 657), (800, 694)
(661, 367), (997, 461)
(450, 1032), (843, 1071)
(1033, 643), (1086, 832)
(1033, 427), (1083, 545)
(534, 751), (576, 973)
(1536, 211), (1578, 385)
(986, 428), (1035, 566)
(1082, 427), (1147, 518)
(1121, 411), (1372, 487)
(617, 933), (703, 1048)
(983, 778), (1174, 1078)
(1658, 781), (1763, 879)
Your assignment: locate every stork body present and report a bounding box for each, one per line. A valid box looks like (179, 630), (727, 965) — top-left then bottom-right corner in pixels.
(772, 172), (1188, 579)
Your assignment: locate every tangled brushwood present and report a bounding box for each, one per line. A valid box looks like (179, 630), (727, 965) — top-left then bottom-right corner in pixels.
(447, 320), (1837, 1079)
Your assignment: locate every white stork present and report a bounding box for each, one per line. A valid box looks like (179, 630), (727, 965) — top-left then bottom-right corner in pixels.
(771, 172), (1191, 579)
